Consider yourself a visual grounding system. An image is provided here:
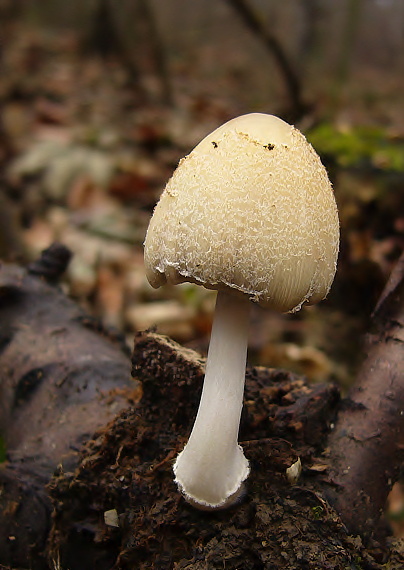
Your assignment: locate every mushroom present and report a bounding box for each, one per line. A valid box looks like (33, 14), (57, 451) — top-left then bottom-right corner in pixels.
(144, 113), (339, 509)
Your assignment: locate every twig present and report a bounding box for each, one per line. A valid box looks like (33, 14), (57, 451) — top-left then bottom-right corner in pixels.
(225, 0), (308, 120)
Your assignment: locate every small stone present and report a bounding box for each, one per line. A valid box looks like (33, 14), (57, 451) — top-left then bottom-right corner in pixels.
(104, 509), (119, 528)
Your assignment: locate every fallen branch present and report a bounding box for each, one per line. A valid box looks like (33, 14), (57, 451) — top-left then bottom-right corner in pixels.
(325, 251), (404, 542)
(0, 246), (135, 569)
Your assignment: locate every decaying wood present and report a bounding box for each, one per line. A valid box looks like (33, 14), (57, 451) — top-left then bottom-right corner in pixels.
(47, 332), (370, 570)
(131, 330), (340, 449)
(325, 251), (404, 542)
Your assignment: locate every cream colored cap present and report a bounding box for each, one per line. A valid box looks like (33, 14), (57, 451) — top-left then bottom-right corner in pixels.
(144, 113), (339, 312)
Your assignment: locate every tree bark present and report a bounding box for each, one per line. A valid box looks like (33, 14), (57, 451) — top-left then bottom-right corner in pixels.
(325, 251), (404, 543)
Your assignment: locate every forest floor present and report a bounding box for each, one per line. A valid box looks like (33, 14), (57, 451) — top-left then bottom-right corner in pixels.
(1, 19), (404, 570)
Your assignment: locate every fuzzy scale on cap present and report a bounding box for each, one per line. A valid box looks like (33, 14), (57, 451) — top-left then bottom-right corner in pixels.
(144, 113), (339, 312)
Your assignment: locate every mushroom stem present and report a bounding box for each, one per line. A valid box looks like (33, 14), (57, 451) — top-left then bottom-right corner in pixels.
(173, 289), (251, 508)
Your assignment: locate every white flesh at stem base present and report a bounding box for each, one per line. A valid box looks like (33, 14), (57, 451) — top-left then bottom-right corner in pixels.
(173, 289), (251, 508)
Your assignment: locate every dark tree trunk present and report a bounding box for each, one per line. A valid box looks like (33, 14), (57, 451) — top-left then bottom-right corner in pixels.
(325, 252), (404, 543)
(225, 0), (309, 121)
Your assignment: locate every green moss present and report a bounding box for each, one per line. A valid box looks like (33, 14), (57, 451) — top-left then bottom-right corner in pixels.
(307, 123), (404, 172)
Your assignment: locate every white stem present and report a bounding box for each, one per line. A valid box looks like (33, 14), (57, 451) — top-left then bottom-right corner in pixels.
(173, 289), (251, 508)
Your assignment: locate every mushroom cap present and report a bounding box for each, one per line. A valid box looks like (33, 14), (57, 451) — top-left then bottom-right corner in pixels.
(144, 113), (339, 312)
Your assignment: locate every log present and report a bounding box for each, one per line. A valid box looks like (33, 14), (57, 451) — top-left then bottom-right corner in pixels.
(0, 246), (135, 569)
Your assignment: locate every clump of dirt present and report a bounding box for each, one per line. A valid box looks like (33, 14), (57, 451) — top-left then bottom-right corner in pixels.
(47, 332), (389, 569)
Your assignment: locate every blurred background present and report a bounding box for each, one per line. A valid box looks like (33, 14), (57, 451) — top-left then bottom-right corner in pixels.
(0, 0), (403, 390)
